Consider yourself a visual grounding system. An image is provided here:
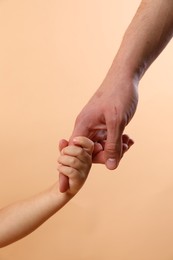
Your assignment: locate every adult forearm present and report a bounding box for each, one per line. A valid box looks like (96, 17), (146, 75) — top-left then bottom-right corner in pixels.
(112, 0), (173, 81)
(71, 1), (173, 168)
(0, 183), (71, 247)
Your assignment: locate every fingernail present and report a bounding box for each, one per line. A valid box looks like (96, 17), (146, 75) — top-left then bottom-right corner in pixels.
(106, 158), (116, 170)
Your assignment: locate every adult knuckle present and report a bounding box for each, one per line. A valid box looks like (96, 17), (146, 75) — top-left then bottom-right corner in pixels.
(106, 141), (121, 156)
(106, 142), (116, 154)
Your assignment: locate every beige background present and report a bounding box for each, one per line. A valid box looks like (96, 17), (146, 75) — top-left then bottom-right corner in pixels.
(0, 0), (173, 259)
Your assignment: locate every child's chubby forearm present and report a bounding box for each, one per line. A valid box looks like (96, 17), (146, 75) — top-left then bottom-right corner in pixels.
(0, 182), (72, 248)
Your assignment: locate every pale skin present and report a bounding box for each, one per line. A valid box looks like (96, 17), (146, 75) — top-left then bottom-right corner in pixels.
(59, 0), (173, 192)
(0, 137), (93, 248)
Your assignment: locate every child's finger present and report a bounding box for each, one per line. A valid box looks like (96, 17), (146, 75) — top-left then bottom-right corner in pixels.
(61, 145), (83, 156)
(71, 136), (94, 155)
(58, 164), (79, 178)
(60, 145), (91, 165)
(58, 153), (90, 169)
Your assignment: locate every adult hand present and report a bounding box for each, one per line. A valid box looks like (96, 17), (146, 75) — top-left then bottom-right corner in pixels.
(70, 69), (138, 170)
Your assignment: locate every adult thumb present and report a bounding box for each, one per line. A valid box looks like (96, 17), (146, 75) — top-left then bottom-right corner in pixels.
(104, 122), (122, 170)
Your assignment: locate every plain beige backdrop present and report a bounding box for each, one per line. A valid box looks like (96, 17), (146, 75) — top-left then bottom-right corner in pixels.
(0, 0), (173, 259)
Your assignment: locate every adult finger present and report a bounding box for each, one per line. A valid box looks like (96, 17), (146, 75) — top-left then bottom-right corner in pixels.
(104, 112), (124, 170)
(121, 135), (134, 157)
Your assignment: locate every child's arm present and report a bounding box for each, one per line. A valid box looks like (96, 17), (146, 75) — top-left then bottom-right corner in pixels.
(0, 183), (66, 248)
(0, 137), (93, 248)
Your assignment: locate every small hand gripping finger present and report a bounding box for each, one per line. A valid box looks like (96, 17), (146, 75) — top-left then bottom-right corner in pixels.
(58, 137), (94, 193)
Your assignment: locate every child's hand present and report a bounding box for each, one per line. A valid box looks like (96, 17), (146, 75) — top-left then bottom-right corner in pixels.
(57, 137), (94, 196)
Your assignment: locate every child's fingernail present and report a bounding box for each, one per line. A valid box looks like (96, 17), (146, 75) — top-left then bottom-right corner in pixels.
(106, 158), (116, 170)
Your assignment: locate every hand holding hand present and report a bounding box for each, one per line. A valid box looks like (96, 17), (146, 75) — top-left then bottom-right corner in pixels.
(70, 69), (138, 169)
(58, 137), (94, 195)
